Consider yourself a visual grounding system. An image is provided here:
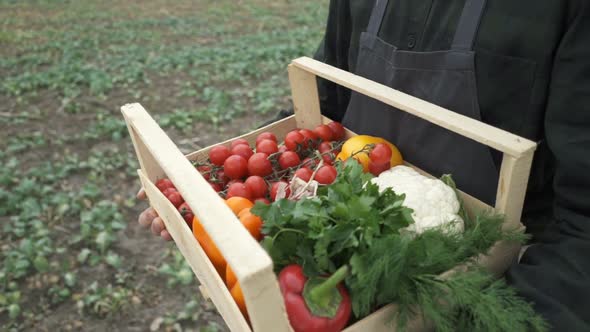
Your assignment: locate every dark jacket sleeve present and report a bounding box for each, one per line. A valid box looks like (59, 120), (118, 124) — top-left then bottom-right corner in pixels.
(505, 2), (590, 330)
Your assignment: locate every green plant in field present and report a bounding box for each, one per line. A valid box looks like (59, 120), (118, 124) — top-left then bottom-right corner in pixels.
(77, 281), (131, 318)
(158, 249), (194, 288)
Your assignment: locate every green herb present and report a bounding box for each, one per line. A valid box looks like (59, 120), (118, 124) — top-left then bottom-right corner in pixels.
(252, 161), (546, 331)
(255, 161), (414, 277)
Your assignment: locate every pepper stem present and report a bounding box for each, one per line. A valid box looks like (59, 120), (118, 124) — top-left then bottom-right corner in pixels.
(309, 266), (348, 302)
(303, 266), (349, 318)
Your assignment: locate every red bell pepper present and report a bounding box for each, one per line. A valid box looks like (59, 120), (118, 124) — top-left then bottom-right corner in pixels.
(278, 264), (351, 332)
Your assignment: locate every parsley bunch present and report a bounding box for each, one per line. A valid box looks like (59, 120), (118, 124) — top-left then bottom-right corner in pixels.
(252, 161), (547, 331)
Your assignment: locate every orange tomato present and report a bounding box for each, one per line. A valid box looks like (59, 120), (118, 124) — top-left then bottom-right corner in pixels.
(338, 135), (403, 172)
(192, 216), (227, 277)
(230, 282), (249, 320)
(226, 264), (237, 289)
(238, 208), (263, 241)
(226, 197), (254, 216)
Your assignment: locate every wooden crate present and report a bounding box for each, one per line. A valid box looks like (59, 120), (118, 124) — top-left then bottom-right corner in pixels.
(122, 56), (537, 332)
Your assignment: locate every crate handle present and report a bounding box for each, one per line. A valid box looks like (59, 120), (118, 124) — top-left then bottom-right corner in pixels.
(288, 56), (536, 230)
(122, 103), (291, 332)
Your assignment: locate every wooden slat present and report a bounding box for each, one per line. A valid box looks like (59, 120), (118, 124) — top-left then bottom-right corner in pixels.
(288, 64), (323, 130)
(138, 171), (251, 332)
(291, 57), (536, 158)
(495, 152), (535, 228)
(122, 103), (291, 332)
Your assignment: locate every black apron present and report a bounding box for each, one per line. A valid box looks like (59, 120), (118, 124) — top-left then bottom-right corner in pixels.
(342, 0), (498, 205)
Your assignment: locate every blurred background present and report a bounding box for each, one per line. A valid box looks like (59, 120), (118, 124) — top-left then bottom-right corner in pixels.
(0, 0), (326, 330)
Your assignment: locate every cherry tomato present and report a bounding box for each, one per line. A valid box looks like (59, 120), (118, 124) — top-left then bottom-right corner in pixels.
(293, 167), (313, 182)
(224, 155), (249, 179)
(178, 202), (194, 229)
(256, 139), (279, 155)
(209, 182), (223, 192)
(247, 153), (273, 177)
(167, 191), (184, 207)
(244, 176), (268, 199)
(255, 132), (277, 145)
(301, 157), (318, 171)
(226, 182), (253, 200)
(214, 170), (229, 186)
(278, 151), (301, 170)
(231, 144), (254, 161)
(284, 131), (305, 151)
(156, 178), (175, 192)
(254, 197), (270, 205)
(313, 124), (333, 142)
(328, 121), (346, 141)
(209, 146), (232, 166)
(315, 165), (337, 185)
(368, 160), (391, 176)
(162, 187), (177, 197)
(230, 139), (250, 149)
(197, 165), (212, 181)
(319, 141), (335, 165)
(369, 143), (393, 164)
(278, 145), (289, 153)
(270, 181), (291, 201)
(299, 129), (318, 148)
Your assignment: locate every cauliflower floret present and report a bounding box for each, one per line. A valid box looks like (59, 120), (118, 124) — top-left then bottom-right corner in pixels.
(370, 165), (464, 234)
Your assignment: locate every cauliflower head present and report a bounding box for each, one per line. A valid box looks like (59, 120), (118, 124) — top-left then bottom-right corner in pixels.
(370, 165), (464, 234)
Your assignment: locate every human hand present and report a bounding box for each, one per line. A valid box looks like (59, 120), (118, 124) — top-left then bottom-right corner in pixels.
(137, 189), (173, 241)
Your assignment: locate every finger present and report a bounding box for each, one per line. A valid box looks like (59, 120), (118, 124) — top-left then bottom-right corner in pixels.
(138, 208), (156, 228)
(136, 188), (146, 200)
(161, 229), (173, 241)
(151, 217), (164, 236)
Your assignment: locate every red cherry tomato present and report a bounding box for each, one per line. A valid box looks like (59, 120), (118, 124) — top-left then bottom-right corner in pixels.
(368, 160), (391, 176)
(214, 170), (229, 186)
(226, 183), (252, 200)
(256, 139), (279, 155)
(299, 129), (318, 148)
(231, 144), (254, 161)
(293, 168), (313, 182)
(244, 176), (268, 199)
(255, 132), (278, 145)
(167, 191), (184, 208)
(230, 139), (250, 149)
(284, 131), (305, 151)
(156, 178), (175, 192)
(278, 151), (302, 170)
(248, 153), (273, 177)
(270, 181), (291, 201)
(327, 122), (346, 141)
(209, 146), (231, 166)
(319, 141), (334, 165)
(254, 197), (271, 205)
(209, 182), (223, 192)
(223, 155), (249, 179)
(369, 143), (393, 164)
(162, 187), (177, 197)
(278, 145), (289, 153)
(197, 165), (212, 181)
(315, 165), (337, 185)
(313, 124), (333, 142)
(178, 202), (194, 229)
(301, 157), (318, 171)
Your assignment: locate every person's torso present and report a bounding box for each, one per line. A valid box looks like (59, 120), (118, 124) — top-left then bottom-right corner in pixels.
(342, 0), (571, 237)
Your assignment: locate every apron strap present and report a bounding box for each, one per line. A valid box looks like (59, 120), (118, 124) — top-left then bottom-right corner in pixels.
(367, 0), (389, 35)
(451, 0), (487, 51)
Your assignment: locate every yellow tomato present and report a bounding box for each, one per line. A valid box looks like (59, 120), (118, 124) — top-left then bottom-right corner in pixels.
(338, 135), (403, 172)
